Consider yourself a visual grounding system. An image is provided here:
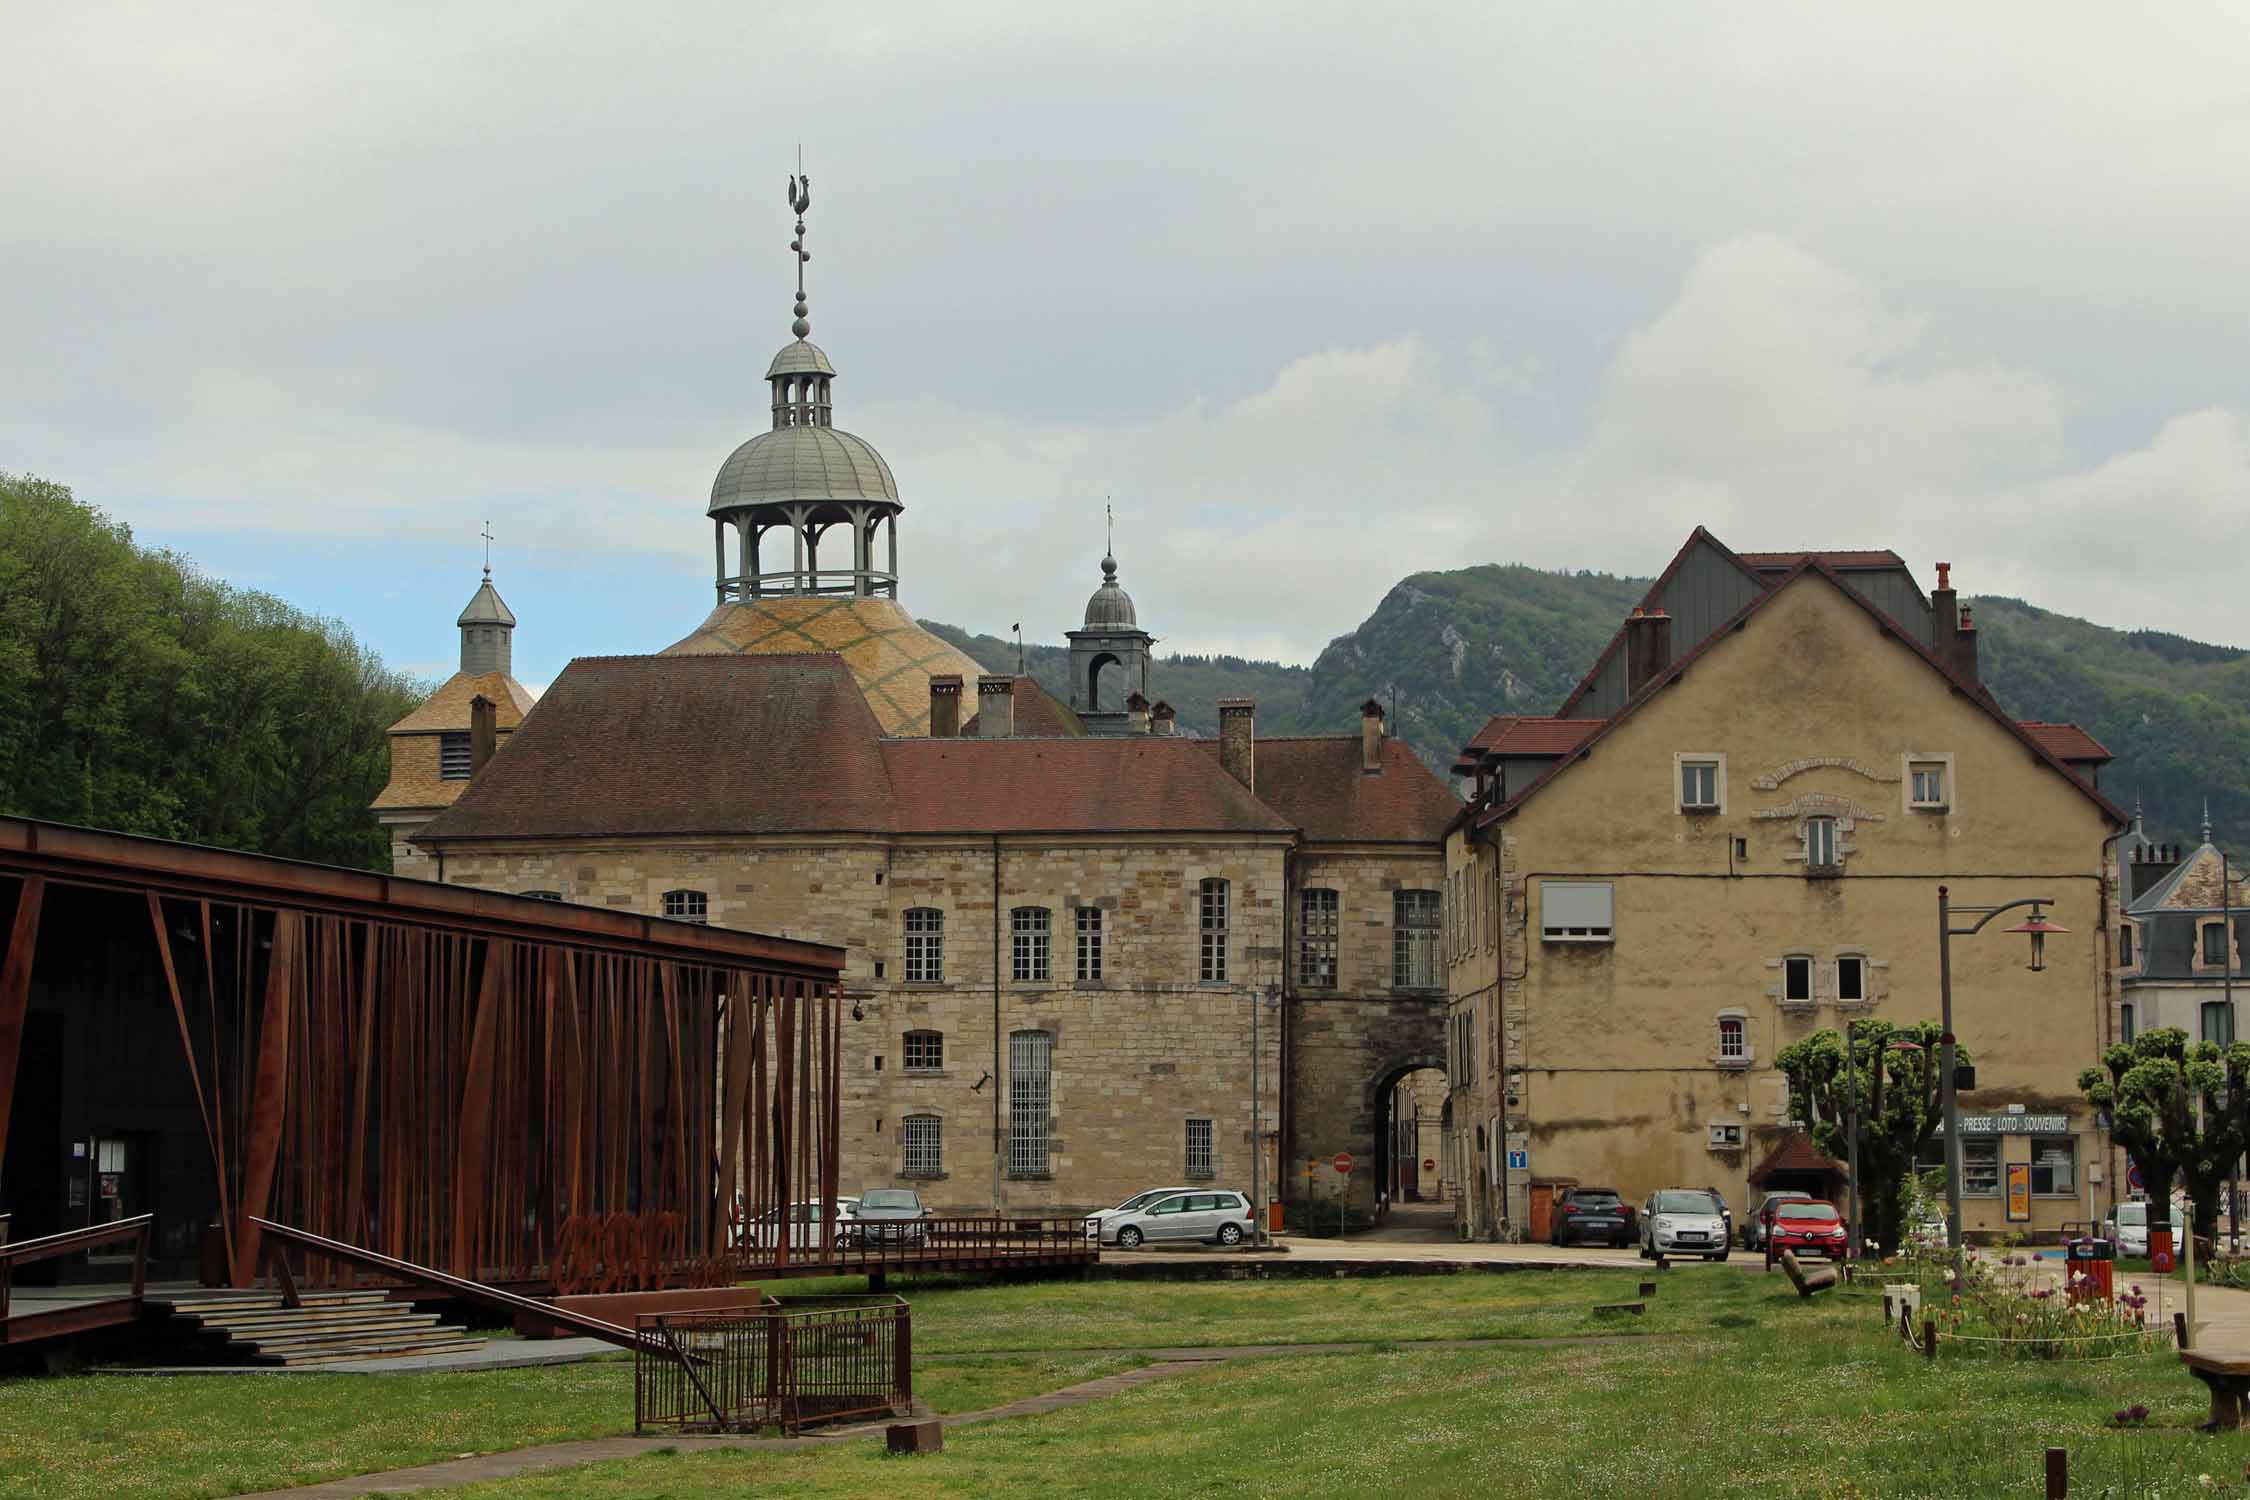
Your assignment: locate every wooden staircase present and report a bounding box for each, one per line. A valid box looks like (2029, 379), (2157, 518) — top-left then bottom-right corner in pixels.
(150, 1289), (486, 1366)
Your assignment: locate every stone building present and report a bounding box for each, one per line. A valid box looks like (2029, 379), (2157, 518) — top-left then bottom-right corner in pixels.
(1442, 531), (2127, 1241)
(382, 193), (1458, 1219)
(2118, 810), (2245, 1049)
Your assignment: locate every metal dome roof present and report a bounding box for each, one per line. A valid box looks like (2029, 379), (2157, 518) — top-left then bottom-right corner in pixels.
(1081, 554), (1137, 629)
(766, 340), (837, 378)
(456, 575), (517, 628)
(708, 425), (899, 514)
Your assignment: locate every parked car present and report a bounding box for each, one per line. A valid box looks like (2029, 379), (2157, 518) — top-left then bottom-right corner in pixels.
(846, 1187), (930, 1247)
(1907, 1206), (1947, 1251)
(1084, 1186), (1204, 1242)
(1767, 1199), (1849, 1260)
(1093, 1189), (1256, 1248)
(2103, 1200), (2151, 1257)
(1742, 1190), (1814, 1250)
(1550, 1187), (1634, 1248)
(1640, 1188), (1731, 1261)
(1700, 1186), (1735, 1247)
(734, 1196), (858, 1252)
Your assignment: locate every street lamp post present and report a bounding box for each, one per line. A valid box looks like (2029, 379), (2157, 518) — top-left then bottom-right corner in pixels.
(1845, 1018), (1860, 1262)
(1937, 885), (2068, 1282)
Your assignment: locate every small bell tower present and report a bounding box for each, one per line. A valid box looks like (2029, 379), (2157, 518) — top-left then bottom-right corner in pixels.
(1067, 507), (1155, 735)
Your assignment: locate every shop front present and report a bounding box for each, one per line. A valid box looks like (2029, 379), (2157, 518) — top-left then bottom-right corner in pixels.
(1921, 1109), (2090, 1242)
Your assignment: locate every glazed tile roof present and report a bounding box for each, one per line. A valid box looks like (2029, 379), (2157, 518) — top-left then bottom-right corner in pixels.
(883, 737), (1293, 834)
(1200, 737), (1462, 843)
(2019, 722), (2113, 762)
(662, 596), (985, 736)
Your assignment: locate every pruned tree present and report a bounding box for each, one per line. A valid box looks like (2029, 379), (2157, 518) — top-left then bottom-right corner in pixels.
(2080, 1026), (2250, 1246)
(1777, 1019), (1955, 1254)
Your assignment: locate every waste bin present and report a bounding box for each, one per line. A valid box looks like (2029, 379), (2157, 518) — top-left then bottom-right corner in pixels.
(2152, 1226), (2176, 1275)
(2066, 1236), (2115, 1303)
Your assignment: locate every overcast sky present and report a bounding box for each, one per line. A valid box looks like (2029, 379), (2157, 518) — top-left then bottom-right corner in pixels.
(8, 2), (2250, 689)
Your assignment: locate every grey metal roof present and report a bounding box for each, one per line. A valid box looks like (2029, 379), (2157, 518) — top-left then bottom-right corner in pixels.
(708, 425), (899, 512)
(1080, 554), (1139, 629)
(766, 340), (837, 378)
(456, 575), (516, 628)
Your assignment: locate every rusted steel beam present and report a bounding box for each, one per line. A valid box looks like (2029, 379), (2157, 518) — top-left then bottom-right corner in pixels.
(0, 876), (46, 1181)
(451, 940), (506, 1276)
(233, 909), (302, 1285)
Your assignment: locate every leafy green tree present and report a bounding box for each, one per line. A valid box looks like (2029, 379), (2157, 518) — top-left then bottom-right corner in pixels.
(2079, 1027), (2250, 1246)
(1777, 1020), (1956, 1253)
(0, 472), (426, 869)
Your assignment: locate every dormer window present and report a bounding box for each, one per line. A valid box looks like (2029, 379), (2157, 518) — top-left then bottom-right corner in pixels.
(439, 732), (472, 780)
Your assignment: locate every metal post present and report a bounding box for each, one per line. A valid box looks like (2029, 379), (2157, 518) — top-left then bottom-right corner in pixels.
(1251, 981), (1262, 1247)
(1938, 885), (1964, 1283)
(2227, 852), (2238, 1256)
(1845, 1018), (1860, 1261)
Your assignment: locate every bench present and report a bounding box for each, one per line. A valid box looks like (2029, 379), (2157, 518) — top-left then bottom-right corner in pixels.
(2180, 1348), (2250, 1432)
(1591, 1301), (1645, 1317)
(1779, 1250), (1838, 1298)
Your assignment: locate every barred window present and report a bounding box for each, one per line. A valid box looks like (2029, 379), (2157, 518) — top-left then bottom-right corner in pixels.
(1076, 906), (1103, 982)
(1185, 1118), (1214, 1179)
(661, 889), (708, 924)
(901, 1116), (942, 1177)
(1299, 888), (1339, 989)
(1012, 906), (1051, 982)
(1008, 1030), (1052, 1178)
(903, 908), (944, 983)
(1393, 890), (1440, 990)
(439, 732), (472, 780)
(902, 1030), (943, 1072)
(1199, 878), (1229, 983)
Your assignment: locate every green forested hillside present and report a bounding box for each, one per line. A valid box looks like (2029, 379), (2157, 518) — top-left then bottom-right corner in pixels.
(930, 569), (2249, 850)
(0, 473), (427, 868)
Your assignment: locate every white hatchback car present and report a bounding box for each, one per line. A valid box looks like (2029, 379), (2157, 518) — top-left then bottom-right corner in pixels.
(1640, 1188), (1731, 1261)
(1090, 1189), (1255, 1248)
(2103, 1200), (2151, 1257)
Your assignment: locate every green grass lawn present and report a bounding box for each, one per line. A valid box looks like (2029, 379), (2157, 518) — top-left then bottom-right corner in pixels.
(422, 1284), (2245, 1500)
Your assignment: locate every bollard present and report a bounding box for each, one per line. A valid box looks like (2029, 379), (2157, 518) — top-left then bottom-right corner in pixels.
(1638, 1280), (1657, 1298)
(887, 1420), (942, 1455)
(2045, 1445), (2067, 1499)
(1922, 1316), (1937, 1360)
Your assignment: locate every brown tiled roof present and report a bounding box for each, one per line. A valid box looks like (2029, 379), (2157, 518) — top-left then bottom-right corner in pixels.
(2020, 722), (2113, 762)
(1482, 719), (1605, 756)
(1748, 1131), (1842, 1187)
(960, 677), (1089, 738)
(1198, 737), (1458, 843)
(388, 671), (537, 733)
(418, 654), (897, 841)
(883, 738), (1292, 834)
(1736, 549), (1905, 570)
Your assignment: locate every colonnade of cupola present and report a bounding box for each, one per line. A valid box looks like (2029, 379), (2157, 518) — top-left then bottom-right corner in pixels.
(770, 373), (834, 429)
(714, 505), (898, 600)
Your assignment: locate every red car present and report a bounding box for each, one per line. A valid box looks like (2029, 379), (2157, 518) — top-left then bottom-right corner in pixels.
(1767, 1199), (1848, 1259)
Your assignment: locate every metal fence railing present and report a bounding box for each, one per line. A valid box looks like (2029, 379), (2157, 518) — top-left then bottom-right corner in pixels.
(636, 1296), (912, 1435)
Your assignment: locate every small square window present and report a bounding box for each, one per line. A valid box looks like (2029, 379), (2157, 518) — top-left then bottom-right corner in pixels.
(1680, 760), (1719, 811)
(1909, 761), (1947, 808)
(1837, 956), (1866, 1002)
(1783, 956), (1812, 1002)
(903, 1030), (943, 1072)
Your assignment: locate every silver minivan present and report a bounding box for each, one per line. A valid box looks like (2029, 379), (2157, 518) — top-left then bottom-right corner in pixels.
(1098, 1190), (1255, 1248)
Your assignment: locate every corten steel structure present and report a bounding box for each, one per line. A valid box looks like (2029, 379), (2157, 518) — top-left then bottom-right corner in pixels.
(0, 817), (846, 1303)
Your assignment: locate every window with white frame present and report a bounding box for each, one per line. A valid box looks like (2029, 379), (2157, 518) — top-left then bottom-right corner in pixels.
(1012, 906), (1051, 982)
(662, 889), (708, 924)
(1007, 1030), (1052, 1177)
(1185, 1118), (1214, 1179)
(1783, 955), (1813, 1003)
(1199, 879), (1229, 982)
(439, 732), (472, 780)
(2031, 1136), (2075, 1195)
(902, 1029), (943, 1072)
(901, 1115), (942, 1177)
(1075, 906), (1103, 982)
(903, 908), (944, 983)
(1679, 757), (1721, 812)
(1805, 817), (1839, 870)
(1836, 954), (1867, 1003)
(1717, 1015), (1748, 1062)
(1394, 890), (1441, 990)
(1299, 888), (1339, 989)
(1540, 881), (1614, 943)
(1908, 759), (1948, 809)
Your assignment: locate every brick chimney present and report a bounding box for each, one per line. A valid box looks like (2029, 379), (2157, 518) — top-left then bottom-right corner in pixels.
(929, 674), (962, 738)
(1952, 602), (1980, 685)
(1930, 562), (1977, 684)
(976, 675), (1014, 738)
(1624, 608), (1673, 697)
(1360, 698), (1386, 774)
(1125, 691), (1150, 735)
(1218, 698), (1256, 791)
(1150, 700), (1177, 736)
(469, 694), (497, 776)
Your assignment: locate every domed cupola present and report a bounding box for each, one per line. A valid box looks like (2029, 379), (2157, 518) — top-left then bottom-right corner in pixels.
(706, 172), (902, 600)
(1066, 518), (1157, 735)
(1082, 552), (1137, 630)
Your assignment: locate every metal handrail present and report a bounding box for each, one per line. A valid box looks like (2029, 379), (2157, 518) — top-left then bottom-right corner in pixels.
(0, 1214), (153, 1322)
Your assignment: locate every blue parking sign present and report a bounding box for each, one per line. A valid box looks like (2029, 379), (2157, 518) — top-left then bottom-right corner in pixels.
(1506, 1149), (1528, 1171)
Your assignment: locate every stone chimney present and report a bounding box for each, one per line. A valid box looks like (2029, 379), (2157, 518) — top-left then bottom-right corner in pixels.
(1931, 561), (1978, 684)
(1125, 691), (1150, 735)
(2130, 841), (2185, 902)
(976, 675), (1014, 738)
(929, 674), (962, 738)
(1150, 700), (1177, 736)
(1361, 698), (1386, 774)
(1218, 698), (1256, 791)
(469, 694), (497, 776)
(1624, 608), (1673, 697)
(1952, 601), (1980, 685)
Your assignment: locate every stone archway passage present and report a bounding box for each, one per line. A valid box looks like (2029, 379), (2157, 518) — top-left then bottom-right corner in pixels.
(1286, 994), (1446, 1215)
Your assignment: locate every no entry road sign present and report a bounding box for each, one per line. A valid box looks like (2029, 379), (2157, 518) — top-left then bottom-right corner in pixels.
(1333, 1152), (1353, 1175)
(1423, 1158), (1436, 1172)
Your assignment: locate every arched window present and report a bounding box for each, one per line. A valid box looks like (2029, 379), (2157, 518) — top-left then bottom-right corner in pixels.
(662, 889), (708, 924)
(902, 1030), (943, 1072)
(1012, 906), (1051, 982)
(1199, 879), (1229, 983)
(903, 908), (944, 983)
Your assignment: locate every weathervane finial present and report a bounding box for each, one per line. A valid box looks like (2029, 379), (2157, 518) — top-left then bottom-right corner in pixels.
(480, 519), (494, 579)
(1103, 499), (1117, 580)
(786, 152), (812, 340)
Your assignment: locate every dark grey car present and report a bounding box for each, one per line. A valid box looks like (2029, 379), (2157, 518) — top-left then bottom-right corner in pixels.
(848, 1187), (930, 1247)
